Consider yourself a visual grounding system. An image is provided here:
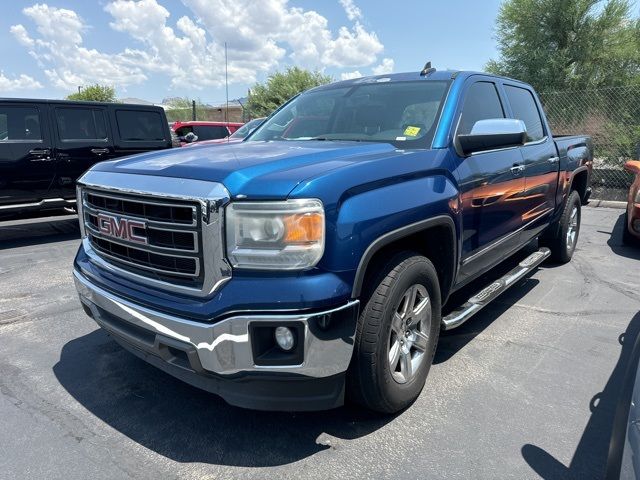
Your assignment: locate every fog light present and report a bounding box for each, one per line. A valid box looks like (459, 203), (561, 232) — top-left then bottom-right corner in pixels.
(274, 326), (295, 351)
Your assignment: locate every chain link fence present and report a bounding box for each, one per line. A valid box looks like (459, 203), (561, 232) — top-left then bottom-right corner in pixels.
(539, 86), (640, 201)
(165, 105), (247, 123)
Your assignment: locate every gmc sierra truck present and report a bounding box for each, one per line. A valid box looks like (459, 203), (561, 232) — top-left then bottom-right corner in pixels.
(73, 69), (592, 413)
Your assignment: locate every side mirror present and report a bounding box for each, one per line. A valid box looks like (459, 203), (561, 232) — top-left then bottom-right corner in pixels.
(183, 132), (198, 143)
(624, 160), (640, 175)
(457, 119), (527, 156)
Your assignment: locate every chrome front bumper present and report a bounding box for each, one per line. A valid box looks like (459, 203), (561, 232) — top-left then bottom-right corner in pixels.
(73, 270), (359, 379)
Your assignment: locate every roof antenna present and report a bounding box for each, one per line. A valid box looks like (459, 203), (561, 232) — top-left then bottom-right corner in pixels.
(420, 61), (436, 76)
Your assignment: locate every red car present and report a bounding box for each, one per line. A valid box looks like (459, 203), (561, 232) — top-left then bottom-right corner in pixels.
(624, 160), (640, 244)
(172, 121), (243, 146)
(182, 117), (266, 148)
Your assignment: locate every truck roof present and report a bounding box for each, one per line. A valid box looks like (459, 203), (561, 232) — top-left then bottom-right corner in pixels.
(309, 70), (532, 92)
(0, 98), (165, 109)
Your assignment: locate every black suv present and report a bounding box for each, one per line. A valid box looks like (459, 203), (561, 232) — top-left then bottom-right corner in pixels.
(0, 99), (173, 215)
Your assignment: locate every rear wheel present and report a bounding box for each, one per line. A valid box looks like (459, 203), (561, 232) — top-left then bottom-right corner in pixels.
(541, 190), (581, 263)
(347, 252), (441, 413)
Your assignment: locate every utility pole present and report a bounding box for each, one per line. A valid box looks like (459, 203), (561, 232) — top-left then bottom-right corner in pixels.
(225, 42), (229, 123)
(192, 100), (196, 121)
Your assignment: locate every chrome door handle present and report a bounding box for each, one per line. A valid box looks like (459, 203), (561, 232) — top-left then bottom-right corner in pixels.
(28, 147), (53, 162)
(510, 165), (525, 175)
(548, 156), (559, 163)
(29, 148), (51, 156)
(91, 148), (110, 155)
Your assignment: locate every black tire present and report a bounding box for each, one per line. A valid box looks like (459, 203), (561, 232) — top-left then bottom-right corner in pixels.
(347, 252), (441, 414)
(541, 190), (581, 263)
(622, 211), (637, 246)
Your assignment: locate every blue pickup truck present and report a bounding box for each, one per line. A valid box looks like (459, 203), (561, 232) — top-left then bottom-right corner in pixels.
(73, 69), (592, 413)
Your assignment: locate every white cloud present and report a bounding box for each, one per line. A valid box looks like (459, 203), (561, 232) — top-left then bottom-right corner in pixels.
(341, 70), (362, 80)
(9, 24), (34, 47)
(11, 4), (147, 91)
(339, 0), (362, 21)
(372, 57), (394, 75)
(0, 72), (42, 91)
(323, 23), (383, 67)
(11, 0), (387, 92)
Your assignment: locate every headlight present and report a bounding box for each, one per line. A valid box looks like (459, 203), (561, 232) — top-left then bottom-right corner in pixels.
(225, 199), (325, 270)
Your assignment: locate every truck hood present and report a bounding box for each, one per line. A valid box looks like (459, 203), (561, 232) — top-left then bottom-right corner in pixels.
(93, 140), (399, 198)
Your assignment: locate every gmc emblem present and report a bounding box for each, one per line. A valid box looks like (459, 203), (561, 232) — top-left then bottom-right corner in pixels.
(96, 213), (148, 245)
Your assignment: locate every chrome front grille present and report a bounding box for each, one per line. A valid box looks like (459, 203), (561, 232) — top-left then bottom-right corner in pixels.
(77, 171), (232, 298)
(82, 189), (203, 286)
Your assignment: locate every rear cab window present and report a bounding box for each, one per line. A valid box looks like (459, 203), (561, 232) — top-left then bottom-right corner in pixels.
(193, 125), (229, 140)
(0, 106), (43, 142)
(504, 85), (545, 142)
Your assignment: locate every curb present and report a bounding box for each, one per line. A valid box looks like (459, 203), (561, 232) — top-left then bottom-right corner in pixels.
(588, 199), (627, 209)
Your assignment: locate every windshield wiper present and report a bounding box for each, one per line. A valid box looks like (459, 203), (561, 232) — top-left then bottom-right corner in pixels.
(300, 137), (364, 142)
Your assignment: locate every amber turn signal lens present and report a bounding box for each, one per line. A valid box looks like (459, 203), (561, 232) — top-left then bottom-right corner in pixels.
(283, 213), (323, 244)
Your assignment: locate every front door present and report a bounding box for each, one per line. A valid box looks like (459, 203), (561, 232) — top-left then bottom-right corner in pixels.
(0, 103), (55, 207)
(451, 80), (527, 282)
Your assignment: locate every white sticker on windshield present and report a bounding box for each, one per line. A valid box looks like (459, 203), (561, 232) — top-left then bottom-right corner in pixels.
(395, 136), (407, 141)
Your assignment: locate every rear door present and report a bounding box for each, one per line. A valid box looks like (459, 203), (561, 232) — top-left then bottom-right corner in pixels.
(0, 102), (55, 207)
(51, 105), (113, 199)
(503, 84), (559, 240)
(111, 107), (171, 155)
(452, 80), (527, 281)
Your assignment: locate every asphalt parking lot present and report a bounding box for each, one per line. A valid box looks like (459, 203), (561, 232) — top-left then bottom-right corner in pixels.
(0, 206), (638, 479)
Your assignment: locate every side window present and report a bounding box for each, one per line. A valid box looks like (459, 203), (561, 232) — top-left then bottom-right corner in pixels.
(116, 110), (165, 141)
(193, 125), (228, 140)
(458, 82), (504, 135)
(504, 85), (545, 142)
(0, 106), (42, 141)
(56, 108), (107, 141)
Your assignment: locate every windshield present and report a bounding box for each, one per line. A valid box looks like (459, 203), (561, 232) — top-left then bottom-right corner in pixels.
(248, 80), (450, 148)
(230, 117), (264, 139)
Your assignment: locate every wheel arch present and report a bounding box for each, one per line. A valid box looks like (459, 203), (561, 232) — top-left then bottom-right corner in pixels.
(568, 166), (589, 203)
(351, 215), (457, 304)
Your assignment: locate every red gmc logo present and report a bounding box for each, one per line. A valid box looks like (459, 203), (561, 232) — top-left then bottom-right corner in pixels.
(97, 213), (148, 245)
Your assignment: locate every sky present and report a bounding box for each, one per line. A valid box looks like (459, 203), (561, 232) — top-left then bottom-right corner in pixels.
(0, 0), (504, 104)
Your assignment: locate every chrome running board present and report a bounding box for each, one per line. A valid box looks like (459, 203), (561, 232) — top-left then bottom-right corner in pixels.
(442, 248), (551, 330)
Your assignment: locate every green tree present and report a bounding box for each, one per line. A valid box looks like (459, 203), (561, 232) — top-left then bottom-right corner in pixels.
(247, 67), (332, 117)
(165, 97), (205, 110)
(164, 97), (209, 122)
(67, 84), (117, 102)
(487, 0), (640, 91)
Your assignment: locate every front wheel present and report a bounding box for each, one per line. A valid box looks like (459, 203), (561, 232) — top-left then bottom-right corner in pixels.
(347, 252), (441, 413)
(541, 190), (582, 263)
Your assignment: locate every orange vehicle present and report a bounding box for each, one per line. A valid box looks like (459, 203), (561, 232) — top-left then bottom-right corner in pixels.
(623, 160), (640, 244)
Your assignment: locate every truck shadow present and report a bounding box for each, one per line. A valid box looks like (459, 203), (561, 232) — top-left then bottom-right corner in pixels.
(0, 214), (80, 250)
(605, 212), (640, 261)
(521, 311), (640, 479)
(53, 329), (394, 467)
(435, 245), (541, 364)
